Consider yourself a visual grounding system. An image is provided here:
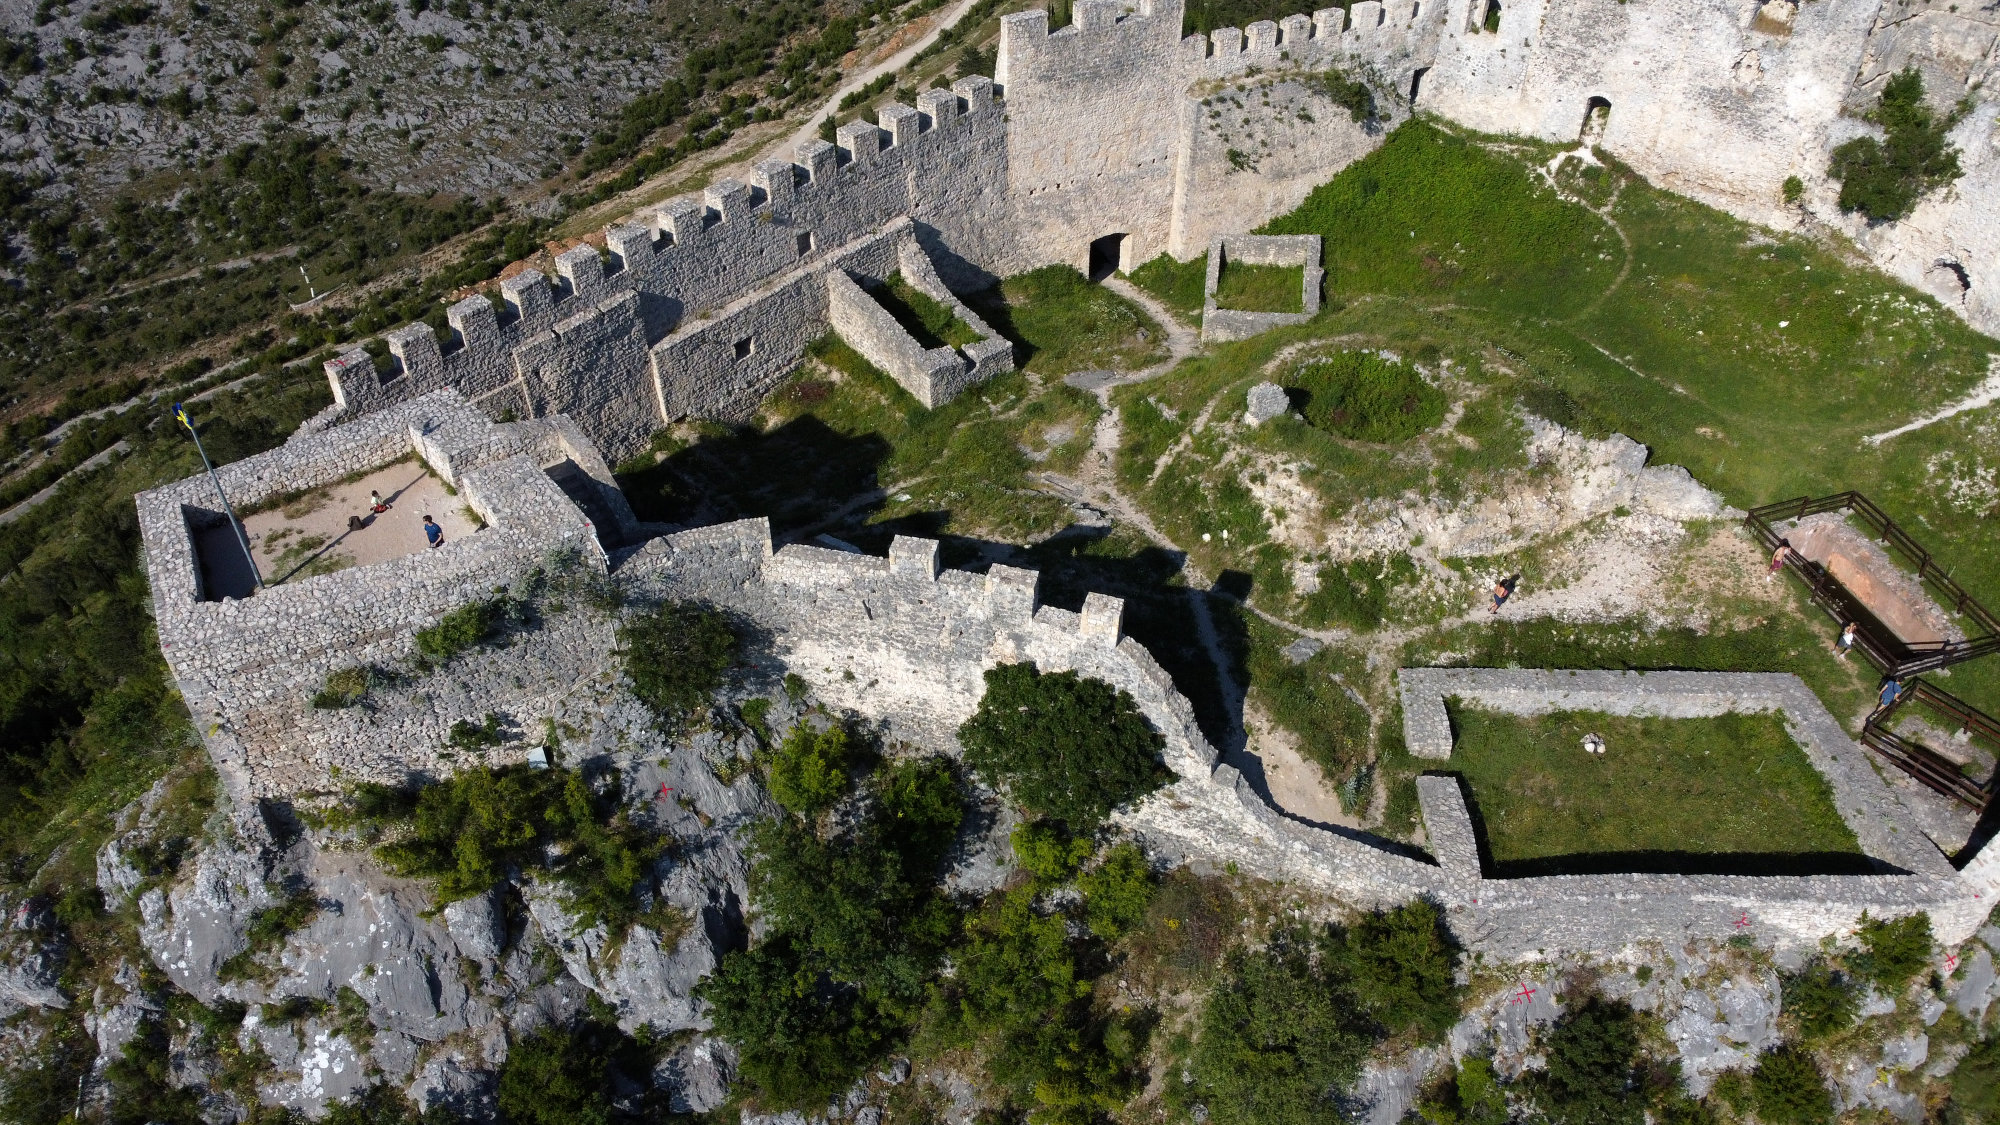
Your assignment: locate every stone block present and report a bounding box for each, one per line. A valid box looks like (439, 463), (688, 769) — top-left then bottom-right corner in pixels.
(1244, 381), (1290, 424)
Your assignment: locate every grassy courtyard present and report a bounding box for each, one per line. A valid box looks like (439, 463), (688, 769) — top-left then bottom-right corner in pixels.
(1443, 704), (1865, 874)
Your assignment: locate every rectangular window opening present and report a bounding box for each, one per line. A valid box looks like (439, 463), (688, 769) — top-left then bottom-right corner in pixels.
(796, 231), (815, 256)
(734, 337), (756, 360)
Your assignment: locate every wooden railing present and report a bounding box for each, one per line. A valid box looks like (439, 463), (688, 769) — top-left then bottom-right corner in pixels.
(1861, 678), (1999, 811)
(1746, 493), (2000, 676)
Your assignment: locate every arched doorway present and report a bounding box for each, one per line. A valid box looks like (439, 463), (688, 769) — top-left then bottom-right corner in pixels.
(1088, 233), (1127, 281)
(1580, 96), (1611, 145)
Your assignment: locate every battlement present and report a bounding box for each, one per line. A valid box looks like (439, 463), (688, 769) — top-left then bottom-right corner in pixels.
(324, 76), (1006, 452)
(1188, 0), (1435, 77)
(997, 0), (1190, 84)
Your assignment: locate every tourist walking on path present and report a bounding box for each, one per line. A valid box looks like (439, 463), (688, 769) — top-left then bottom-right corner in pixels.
(1489, 575), (1517, 615)
(423, 514), (444, 549)
(1835, 622), (1858, 660)
(1871, 677), (1905, 721)
(1768, 538), (1795, 580)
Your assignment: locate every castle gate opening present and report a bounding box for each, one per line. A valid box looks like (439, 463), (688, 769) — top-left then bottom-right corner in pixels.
(1581, 96), (1611, 145)
(1088, 233), (1127, 281)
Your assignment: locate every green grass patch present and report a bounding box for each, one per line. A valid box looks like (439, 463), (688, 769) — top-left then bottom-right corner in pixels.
(1214, 260), (1305, 314)
(1261, 119), (1622, 319)
(968, 265), (1168, 375)
(1443, 704), (1864, 874)
(1127, 252), (1209, 321)
(1243, 618), (1372, 804)
(869, 272), (983, 349)
(1287, 350), (1446, 443)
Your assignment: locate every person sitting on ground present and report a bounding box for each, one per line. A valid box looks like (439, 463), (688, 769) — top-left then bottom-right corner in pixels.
(1835, 621), (1858, 660)
(1489, 576), (1516, 615)
(422, 514), (444, 549)
(370, 489), (390, 514)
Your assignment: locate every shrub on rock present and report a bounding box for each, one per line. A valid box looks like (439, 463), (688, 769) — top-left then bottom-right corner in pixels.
(617, 600), (737, 728)
(956, 663), (1168, 832)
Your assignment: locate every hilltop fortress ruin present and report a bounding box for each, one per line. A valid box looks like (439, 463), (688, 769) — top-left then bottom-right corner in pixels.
(135, 0), (2000, 959)
(313, 0), (2000, 463)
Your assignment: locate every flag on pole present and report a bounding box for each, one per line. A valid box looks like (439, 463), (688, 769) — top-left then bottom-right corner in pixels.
(173, 402), (193, 433)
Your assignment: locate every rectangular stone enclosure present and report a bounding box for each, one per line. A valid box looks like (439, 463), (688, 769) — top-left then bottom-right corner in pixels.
(1201, 233), (1323, 342)
(1399, 668), (1945, 879)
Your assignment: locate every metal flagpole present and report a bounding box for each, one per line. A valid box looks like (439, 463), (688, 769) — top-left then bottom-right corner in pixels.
(174, 402), (263, 591)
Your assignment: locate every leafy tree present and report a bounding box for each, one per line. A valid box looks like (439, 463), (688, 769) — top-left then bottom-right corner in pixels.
(1751, 1046), (1834, 1125)
(617, 601), (737, 727)
(1077, 842), (1155, 939)
(1829, 69), (1963, 222)
(1011, 820), (1094, 885)
(1186, 929), (1374, 1125)
(1851, 911), (1932, 993)
(957, 663), (1168, 831)
(495, 1021), (623, 1125)
(706, 758), (967, 1107)
(1332, 899), (1463, 1042)
(1526, 998), (1642, 1125)
(1318, 68), (1375, 122)
(766, 723), (852, 817)
(1780, 959), (1857, 1040)
(697, 932), (888, 1112)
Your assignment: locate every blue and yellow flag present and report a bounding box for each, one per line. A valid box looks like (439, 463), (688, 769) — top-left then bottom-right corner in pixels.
(173, 402), (192, 432)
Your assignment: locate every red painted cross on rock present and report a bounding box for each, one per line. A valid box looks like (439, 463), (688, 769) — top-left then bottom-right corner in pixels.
(1511, 984), (1537, 1005)
(1734, 912), (1751, 929)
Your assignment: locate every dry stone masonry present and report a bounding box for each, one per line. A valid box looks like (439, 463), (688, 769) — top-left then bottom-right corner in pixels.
(1202, 234), (1324, 341)
(137, 0), (2000, 965)
(317, 0), (1996, 459)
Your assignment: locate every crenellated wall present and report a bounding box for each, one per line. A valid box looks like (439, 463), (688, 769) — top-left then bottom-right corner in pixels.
(325, 77), (1012, 462)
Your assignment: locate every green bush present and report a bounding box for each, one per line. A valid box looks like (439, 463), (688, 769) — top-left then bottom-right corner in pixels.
(1420, 1056), (1509, 1125)
(447, 712), (503, 752)
(1752, 1046), (1834, 1125)
(1782, 175), (1805, 205)
(1184, 929), (1373, 1125)
(1289, 351), (1446, 443)
(495, 1022), (618, 1125)
(1851, 911), (1932, 993)
(356, 765), (663, 930)
(413, 595), (513, 664)
(699, 931), (891, 1110)
(1780, 960), (1858, 1040)
(703, 757), (965, 1109)
(1950, 1036), (2000, 1123)
(217, 886), (321, 982)
(312, 665), (374, 709)
(766, 723), (852, 817)
(617, 601), (738, 728)
(1526, 998), (1642, 1125)
(1334, 899), (1462, 1042)
(1077, 841), (1155, 939)
(956, 663), (1168, 831)
(1318, 67), (1375, 122)
(1829, 69), (1962, 222)
(1011, 819), (1093, 884)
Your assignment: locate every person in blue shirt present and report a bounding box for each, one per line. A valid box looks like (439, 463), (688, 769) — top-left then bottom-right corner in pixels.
(423, 514), (444, 549)
(1872, 677), (1905, 721)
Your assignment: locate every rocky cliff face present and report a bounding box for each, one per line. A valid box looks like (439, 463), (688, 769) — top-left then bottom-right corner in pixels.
(83, 710), (771, 1118)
